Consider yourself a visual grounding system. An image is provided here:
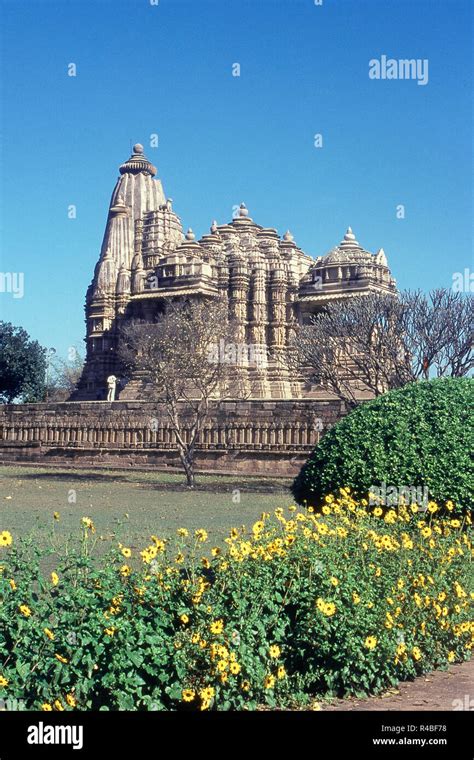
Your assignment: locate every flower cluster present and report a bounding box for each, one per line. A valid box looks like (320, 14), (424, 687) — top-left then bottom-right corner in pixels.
(0, 494), (471, 710)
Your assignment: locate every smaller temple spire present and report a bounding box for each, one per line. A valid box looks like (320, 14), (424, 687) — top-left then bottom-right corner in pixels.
(109, 194), (128, 215)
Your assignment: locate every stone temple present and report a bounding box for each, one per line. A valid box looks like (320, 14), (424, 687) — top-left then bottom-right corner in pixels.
(73, 144), (396, 401)
(0, 143), (397, 474)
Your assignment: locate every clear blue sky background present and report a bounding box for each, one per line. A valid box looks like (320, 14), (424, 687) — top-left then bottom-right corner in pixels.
(0, 0), (472, 360)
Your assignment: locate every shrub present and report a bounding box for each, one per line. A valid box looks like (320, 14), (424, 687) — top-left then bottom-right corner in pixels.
(0, 497), (472, 711)
(292, 378), (473, 511)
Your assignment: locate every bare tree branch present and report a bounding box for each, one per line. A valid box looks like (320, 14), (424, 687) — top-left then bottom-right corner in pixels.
(289, 289), (473, 409)
(118, 298), (240, 486)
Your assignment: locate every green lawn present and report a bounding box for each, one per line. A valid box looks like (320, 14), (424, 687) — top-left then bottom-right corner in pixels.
(0, 465), (294, 550)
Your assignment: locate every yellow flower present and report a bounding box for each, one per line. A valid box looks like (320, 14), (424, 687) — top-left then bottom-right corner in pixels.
(330, 576), (339, 587)
(454, 582), (467, 599)
(269, 644), (281, 659)
(324, 602), (336, 616)
(0, 531), (13, 547)
(54, 699), (64, 711)
(180, 614), (189, 624)
(9, 578), (16, 591)
(44, 627), (55, 641)
(311, 701), (322, 711)
(177, 528), (189, 537)
(195, 529), (208, 543)
(241, 680), (250, 692)
(230, 661), (241, 675)
(53, 512), (60, 521)
(0, 676), (9, 687)
(182, 689), (195, 702)
(412, 647), (422, 661)
(148, 537), (165, 554)
(217, 659), (228, 673)
(200, 686), (215, 700)
(252, 520), (264, 536)
(104, 627), (116, 636)
(119, 565), (131, 577)
(210, 619), (224, 635)
(19, 604), (31, 617)
(264, 674), (276, 689)
(55, 654), (68, 664)
(201, 557), (211, 569)
(41, 703), (53, 711)
(365, 636), (377, 650)
(121, 547), (132, 558)
(396, 642), (406, 656)
(385, 510), (398, 524)
(373, 507), (383, 517)
(277, 665), (286, 679)
(51, 571), (59, 586)
(447, 651), (456, 663)
(81, 517), (95, 533)
(66, 693), (77, 707)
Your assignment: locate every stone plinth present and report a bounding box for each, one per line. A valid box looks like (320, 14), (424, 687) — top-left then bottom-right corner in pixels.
(0, 399), (343, 476)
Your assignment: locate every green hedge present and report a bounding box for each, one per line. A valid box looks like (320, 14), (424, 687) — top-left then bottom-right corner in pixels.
(292, 378), (473, 510)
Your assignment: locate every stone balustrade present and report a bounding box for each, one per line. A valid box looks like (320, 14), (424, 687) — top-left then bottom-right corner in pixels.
(0, 399), (342, 474)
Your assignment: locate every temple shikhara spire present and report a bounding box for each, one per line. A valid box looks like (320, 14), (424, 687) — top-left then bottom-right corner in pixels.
(73, 144), (396, 400)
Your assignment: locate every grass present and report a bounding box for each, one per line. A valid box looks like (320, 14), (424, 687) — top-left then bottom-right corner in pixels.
(0, 465), (294, 550)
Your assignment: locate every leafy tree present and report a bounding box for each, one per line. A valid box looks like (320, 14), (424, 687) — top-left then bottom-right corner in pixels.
(0, 322), (47, 403)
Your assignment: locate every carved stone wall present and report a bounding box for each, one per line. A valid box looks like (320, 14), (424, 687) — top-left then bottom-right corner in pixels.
(0, 399), (343, 475)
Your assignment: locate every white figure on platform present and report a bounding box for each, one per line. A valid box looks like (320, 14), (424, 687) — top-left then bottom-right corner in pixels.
(107, 375), (117, 402)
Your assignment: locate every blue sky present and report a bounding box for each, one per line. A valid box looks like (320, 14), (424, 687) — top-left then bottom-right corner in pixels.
(0, 0), (472, 359)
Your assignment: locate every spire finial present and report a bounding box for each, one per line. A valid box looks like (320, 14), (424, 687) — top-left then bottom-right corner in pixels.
(119, 143), (157, 176)
(283, 230), (294, 242)
(185, 228), (195, 241)
(239, 202), (249, 218)
(340, 227), (359, 247)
